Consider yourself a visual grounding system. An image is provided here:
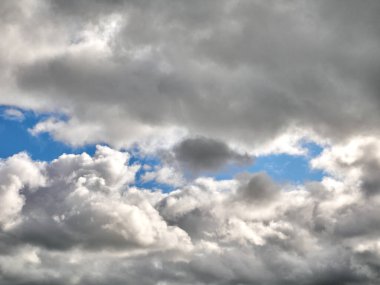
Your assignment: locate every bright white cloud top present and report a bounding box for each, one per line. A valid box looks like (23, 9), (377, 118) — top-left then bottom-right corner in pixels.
(1, 0), (380, 284)
(1, 143), (380, 284)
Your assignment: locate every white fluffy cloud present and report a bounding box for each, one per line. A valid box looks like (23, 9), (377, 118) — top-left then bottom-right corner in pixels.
(0, 144), (380, 284)
(0, 152), (45, 229)
(141, 165), (184, 187)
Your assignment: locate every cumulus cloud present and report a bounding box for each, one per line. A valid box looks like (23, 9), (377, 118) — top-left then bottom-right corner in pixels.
(0, 153), (46, 229)
(0, 146), (379, 284)
(7, 146), (190, 252)
(141, 165), (184, 187)
(312, 137), (380, 197)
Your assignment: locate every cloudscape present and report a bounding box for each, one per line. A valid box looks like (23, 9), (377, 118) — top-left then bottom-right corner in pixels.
(1, 0), (380, 284)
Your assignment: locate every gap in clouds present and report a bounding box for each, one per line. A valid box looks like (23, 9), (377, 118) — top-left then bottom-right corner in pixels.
(0, 105), (97, 161)
(248, 142), (326, 184)
(214, 142), (326, 184)
(129, 153), (176, 193)
(1, 105), (327, 189)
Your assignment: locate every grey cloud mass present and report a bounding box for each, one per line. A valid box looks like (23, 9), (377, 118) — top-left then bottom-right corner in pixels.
(1, 145), (380, 284)
(0, 0), (380, 151)
(237, 172), (279, 203)
(174, 136), (253, 172)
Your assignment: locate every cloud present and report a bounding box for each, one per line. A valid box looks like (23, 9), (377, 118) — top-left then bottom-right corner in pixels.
(312, 137), (380, 196)
(7, 146), (190, 252)
(0, 0), (379, 153)
(2, 108), (25, 121)
(0, 152), (46, 229)
(236, 172), (280, 204)
(0, 145), (380, 284)
(173, 136), (253, 172)
(1, 1), (380, 284)
(141, 165), (184, 187)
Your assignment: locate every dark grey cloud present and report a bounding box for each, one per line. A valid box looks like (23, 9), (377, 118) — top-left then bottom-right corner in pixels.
(173, 137), (253, 172)
(0, 0), (379, 150)
(236, 172), (279, 203)
(354, 145), (380, 196)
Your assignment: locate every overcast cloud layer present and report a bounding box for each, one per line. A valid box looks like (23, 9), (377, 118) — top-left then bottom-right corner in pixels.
(1, 0), (380, 151)
(2, 0), (380, 284)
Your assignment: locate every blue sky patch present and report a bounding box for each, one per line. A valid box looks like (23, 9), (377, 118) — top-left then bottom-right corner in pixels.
(1, 105), (326, 186)
(214, 142), (325, 184)
(0, 105), (96, 161)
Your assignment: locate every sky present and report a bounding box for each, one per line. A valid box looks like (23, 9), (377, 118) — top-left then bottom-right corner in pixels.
(1, 0), (380, 284)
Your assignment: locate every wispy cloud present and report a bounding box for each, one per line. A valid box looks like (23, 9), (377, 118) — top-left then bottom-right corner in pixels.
(2, 108), (24, 122)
